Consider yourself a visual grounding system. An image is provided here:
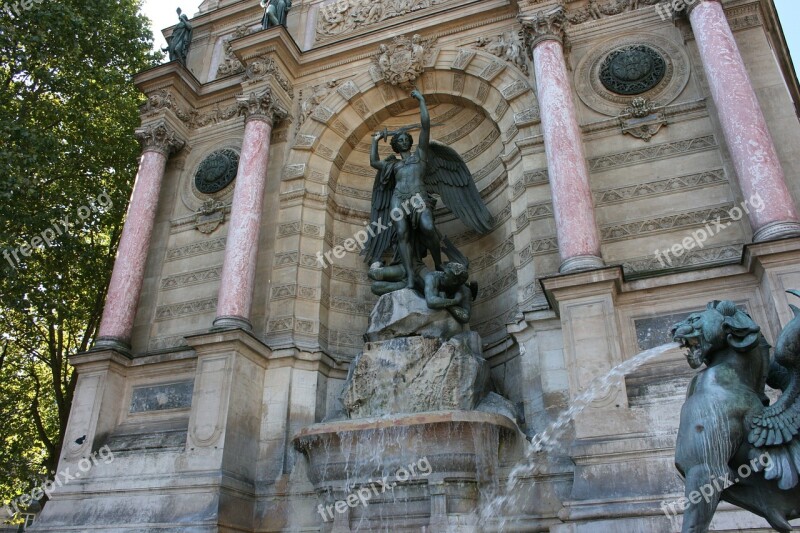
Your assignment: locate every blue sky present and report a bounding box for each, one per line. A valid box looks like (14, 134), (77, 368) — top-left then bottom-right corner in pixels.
(142, 1), (799, 73)
(775, 0), (799, 69)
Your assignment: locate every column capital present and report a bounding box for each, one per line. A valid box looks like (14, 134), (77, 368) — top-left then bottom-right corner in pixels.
(685, 0), (720, 17)
(520, 5), (567, 48)
(237, 89), (289, 125)
(135, 121), (186, 156)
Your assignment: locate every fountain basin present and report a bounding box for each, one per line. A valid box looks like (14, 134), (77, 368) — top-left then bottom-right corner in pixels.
(293, 410), (521, 530)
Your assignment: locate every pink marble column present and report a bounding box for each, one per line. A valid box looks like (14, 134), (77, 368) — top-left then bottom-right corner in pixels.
(95, 122), (185, 351)
(689, 0), (800, 241)
(522, 7), (604, 273)
(213, 90), (286, 330)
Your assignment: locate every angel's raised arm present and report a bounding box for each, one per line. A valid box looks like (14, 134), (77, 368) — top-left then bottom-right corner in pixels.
(370, 131), (385, 170)
(411, 90), (430, 158)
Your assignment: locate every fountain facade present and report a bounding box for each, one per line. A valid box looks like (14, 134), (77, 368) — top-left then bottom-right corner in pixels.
(29, 0), (800, 532)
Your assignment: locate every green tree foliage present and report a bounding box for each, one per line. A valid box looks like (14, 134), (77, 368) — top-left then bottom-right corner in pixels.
(0, 0), (160, 510)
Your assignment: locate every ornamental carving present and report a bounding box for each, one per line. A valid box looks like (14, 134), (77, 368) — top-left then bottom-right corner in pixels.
(519, 6), (567, 48)
(297, 80), (340, 129)
(374, 34), (435, 86)
(315, 0), (446, 41)
(215, 25), (254, 79)
(141, 89), (240, 130)
(600, 45), (666, 95)
(135, 122), (185, 155)
(237, 90), (289, 124)
(565, 0), (664, 25)
(194, 199), (226, 234)
(194, 149), (239, 194)
(243, 56), (294, 98)
(476, 31), (528, 74)
(574, 34), (690, 116)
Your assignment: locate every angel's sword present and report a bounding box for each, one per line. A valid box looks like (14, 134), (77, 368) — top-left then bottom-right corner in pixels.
(379, 121), (445, 142)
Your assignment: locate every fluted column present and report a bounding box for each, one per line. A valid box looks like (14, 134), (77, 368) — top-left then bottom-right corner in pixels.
(213, 90), (287, 330)
(96, 122), (185, 351)
(688, 0), (800, 241)
(521, 7), (604, 273)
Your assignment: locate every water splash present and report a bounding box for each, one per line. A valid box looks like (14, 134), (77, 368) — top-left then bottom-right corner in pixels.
(481, 341), (681, 528)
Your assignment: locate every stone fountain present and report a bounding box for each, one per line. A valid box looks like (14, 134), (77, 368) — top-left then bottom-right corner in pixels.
(293, 289), (522, 531)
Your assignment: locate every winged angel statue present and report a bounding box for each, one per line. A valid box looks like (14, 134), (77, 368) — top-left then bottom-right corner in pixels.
(363, 90), (493, 290)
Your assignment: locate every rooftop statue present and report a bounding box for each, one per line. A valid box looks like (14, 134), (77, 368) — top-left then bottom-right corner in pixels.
(261, 0), (292, 29)
(671, 295), (800, 532)
(163, 8), (192, 65)
(363, 90), (493, 292)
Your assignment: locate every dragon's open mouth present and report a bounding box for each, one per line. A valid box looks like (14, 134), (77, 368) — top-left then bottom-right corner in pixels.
(677, 335), (704, 367)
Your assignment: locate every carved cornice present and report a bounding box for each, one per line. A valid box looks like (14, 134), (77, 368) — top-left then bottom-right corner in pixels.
(237, 89), (289, 125)
(135, 121), (186, 156)
(520, 6), (568, 48)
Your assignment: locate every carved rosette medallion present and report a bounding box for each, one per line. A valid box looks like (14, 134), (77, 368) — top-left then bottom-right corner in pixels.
(135, 122), (185, 156)
(599, 45), (667, 95)
(194, 149), (239, 194)
(519, 6), (567, 49)
(575, 34), (690, 117)
(374, 34), (435, 87)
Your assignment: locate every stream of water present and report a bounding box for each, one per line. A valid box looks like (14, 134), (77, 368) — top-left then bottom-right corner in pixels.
(480, 341), (682, 529)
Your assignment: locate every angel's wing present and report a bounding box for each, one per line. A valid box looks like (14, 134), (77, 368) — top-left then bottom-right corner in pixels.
(361, 159), (397, 264)
(424, 141), (493, 234)
(748, 290), (800, 489)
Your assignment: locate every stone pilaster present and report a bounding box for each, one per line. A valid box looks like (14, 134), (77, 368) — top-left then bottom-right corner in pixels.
(520, 7), (604, 274)
(95, 121), (185, 352)
(687, 0), (800, 242)
(213, 89), (288, 330)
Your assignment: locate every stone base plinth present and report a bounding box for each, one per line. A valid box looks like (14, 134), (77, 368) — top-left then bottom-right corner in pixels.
(293, 411), (521, 531)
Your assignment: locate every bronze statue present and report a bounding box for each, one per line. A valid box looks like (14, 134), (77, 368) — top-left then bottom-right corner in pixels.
(368, 259), (476, 324)
(261, 0), (292, 29)
(671, 295), (800, 533)
(364, 90), (492, 290)
(163, 8), (192, 65)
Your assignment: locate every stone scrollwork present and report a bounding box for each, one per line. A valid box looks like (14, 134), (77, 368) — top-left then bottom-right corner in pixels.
(476, 31), (528, 74)
(374, 34), (436, 87)
(519, 6), (567, 48)
(135, 121), (186, 155)
(141, 89), (240, 130)
(315, 0), (446, 41)
(237, 89), (289, 125)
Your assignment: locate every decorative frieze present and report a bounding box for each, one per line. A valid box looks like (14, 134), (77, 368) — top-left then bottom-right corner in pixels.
(243, 56), (294, 98)
(601, 204), (735, 242)
(316, 0), (450, 41)
(165, 237), (226, 262)
(155, 297), (217, 322)
(588, 135), (716, 172)
(593, 168), (726, 204)
(160, 265), (223, 290)
(621, 244), (744, 278)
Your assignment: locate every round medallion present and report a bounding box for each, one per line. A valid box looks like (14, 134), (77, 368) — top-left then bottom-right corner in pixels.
(599, 45), (666, 96)
(194, 149), (239, 194)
